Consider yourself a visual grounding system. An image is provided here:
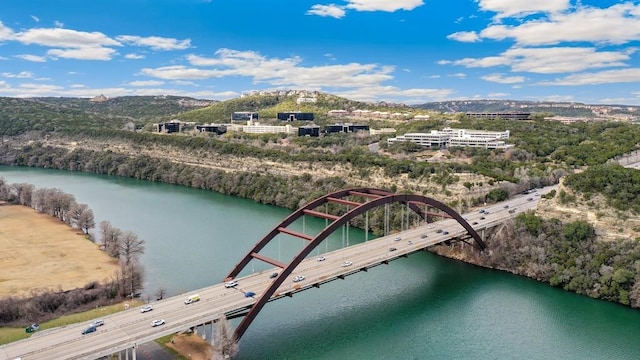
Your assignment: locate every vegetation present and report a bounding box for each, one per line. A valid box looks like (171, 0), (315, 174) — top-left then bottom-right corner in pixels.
(563, 164), (640, 214)
(0, 178), (146, 327)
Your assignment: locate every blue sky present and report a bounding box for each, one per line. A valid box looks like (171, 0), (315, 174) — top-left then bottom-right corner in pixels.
(1, 0), (639, 105)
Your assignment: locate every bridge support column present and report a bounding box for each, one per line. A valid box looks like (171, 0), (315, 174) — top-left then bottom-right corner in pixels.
(132, 346), (137, 360)
(125, 348), (129, 360)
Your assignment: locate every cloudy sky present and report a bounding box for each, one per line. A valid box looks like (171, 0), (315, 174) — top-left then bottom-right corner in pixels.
(1, 0), (639, 105)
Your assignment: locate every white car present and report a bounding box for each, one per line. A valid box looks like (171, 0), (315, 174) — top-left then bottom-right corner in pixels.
(140, 305), (153, 313)
(225, 280), (239, 288)
(317, 256), (326, 261)
(394, 236), (401, 241)
(293, 275), (305, 282)
(151, 319), (165, 327)
(92, 319), (104, 327)
(341, 261), (353, 267)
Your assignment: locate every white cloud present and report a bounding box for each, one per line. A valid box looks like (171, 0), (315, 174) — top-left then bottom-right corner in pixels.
(307, 4), (346, 19)
(481, 73), (525, 84)
(0, 22), (15, 40)
(31, 15), (40, 23)
(116, 35), (191, 51)
(15, 54), (47, 62)
(128, 80), (164, 87)
(447, 31), (480, 42)
(172, 80), (198, 86)
(47, 47), (117, 61)
(15, 27), (120, 48)
(125, 53), (145, 59)
(54, 21), (64, 28)
(2, 71), (34, 78)
(476, 0), (569, 18)
(539, 68), (640, 85)
(345, 0), (424, 12)
(448, 72), (467, 78)
(447, 47), (633, 74)
(479, 3), (640, 46)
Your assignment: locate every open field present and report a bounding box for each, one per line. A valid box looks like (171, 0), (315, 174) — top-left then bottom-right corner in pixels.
(0, 204), (120, 298)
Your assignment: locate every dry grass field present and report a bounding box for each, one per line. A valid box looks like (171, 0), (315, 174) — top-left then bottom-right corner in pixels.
(0, 204), (120, 298)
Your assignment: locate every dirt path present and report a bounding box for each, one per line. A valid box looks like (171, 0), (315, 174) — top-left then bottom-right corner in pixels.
(0, 204), (119, 297)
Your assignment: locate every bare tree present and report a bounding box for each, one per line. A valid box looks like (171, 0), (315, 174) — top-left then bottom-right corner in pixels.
(118, 231), (145, 265)
(13, 183), (34, 206)
(100, 221), (122, 258)
(75, 206), (96, 235)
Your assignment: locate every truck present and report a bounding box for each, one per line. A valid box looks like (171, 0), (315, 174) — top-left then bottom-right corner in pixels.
(184, 294), (200, 304)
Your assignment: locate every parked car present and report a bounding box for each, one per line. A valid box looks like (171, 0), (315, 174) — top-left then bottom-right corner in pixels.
(92, 319), (105, 327)
(141, 305), (153, 313)
(341, 261), (353, 267)
(81, 325), (97, 335)
(269, 272), (278, 279)
(25, 323), (39, 333)
(151, 319), (165, 327)
(293, 275), (305, 282)
(225, 280), (239, 288)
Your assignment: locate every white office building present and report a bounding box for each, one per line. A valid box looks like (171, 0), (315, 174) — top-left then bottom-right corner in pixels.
(387, 127), (513, 149)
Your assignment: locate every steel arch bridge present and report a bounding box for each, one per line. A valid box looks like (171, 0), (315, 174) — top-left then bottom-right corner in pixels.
(225, 187), (485, 340)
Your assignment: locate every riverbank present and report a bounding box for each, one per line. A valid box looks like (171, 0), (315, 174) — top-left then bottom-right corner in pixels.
(0, 204), (119, 298)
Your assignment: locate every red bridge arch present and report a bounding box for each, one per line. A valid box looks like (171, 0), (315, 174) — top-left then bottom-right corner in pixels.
(225, 188), (485, 340)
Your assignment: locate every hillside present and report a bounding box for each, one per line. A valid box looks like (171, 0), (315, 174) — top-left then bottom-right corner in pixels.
(175, 92), (420, 124)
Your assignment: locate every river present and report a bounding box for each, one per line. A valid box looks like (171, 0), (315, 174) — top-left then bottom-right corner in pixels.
(1, 165), (639, 359)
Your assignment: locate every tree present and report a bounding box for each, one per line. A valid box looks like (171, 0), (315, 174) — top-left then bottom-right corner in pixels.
(118, 231), (145, 265)
(99, 221), (122, 258)
(70, 203), (95, 234)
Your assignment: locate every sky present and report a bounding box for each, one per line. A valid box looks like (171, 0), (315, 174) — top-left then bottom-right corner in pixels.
(1, 0), (639, 105)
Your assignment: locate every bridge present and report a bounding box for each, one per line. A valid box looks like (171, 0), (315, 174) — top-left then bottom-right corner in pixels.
(0, 187), (548, 360)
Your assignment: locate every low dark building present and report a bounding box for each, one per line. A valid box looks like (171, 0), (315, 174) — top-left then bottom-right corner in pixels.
(324, 123), (370, 134)
(232, 112), (259, 121)
(157, 121), (181, 133)
(196, 124), (227, 135)
(298, 125), (320, 137)
(277, 112), (314, 121)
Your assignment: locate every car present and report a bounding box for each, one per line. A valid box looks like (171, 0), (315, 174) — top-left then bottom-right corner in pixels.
(508, 209), (516, 214)
(184, 294), (200, 304)
(25, 323), (39, 333)
(427, 224), (434, 229)
(420, 234), (428, 239)
(479, 209), (485, 213)
(245, 291), (256, 297)
(443, 231), (450, 235)
(503, 205), (509, 208)
(342, 261), (353, 267)
(480, 216), (486, 220)
(317, 256), (326, 262)
(394, 236), (401, 241)
(436, 229), (443, 233)
(81, 325), (97, 335)
(389, 247), (397, 252)
(151, 319), (165, 327)
(293, 275), (305, 282)
(269, 272), (278, 279)
(225, 280), (239, 288)
(472, 221), (478, 225)
(527, 197), (534, 201)
(92, 319), (104, 327)
(141, 305), (153, 313)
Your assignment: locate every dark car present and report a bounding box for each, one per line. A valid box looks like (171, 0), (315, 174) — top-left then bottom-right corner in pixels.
(82, 325), (97, 335)
(389, 247), (397, 252)
(245, 291), (256, 297)
(25, 323), (40, 333)
(269, 272), (278, 279)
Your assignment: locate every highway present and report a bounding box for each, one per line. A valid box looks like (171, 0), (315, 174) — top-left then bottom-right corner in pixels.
(0, 187), (553, 360)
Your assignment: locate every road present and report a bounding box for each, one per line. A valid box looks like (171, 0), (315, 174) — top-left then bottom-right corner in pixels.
(0, 187), (553, 360)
